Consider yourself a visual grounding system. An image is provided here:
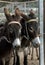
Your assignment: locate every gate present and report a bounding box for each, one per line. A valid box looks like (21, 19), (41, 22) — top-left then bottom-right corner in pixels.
(39, 0), (44, 65)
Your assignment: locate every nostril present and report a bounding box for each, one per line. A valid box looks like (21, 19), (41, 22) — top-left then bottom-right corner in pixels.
(13, 46), (15, 49)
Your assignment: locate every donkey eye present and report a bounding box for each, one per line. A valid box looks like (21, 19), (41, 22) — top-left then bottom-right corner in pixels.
(9, 28), (13, 33)
(19, 29), (21, 33)
(30, 27), (33, 30)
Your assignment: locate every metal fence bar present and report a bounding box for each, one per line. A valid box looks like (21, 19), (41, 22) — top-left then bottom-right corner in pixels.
(39, 0), (44, 65)
(0, 1), (38, 3)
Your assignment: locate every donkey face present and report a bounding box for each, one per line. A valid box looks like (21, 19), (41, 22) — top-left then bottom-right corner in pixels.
(8, 21), (21, 48)
(27, 21), (40, 47)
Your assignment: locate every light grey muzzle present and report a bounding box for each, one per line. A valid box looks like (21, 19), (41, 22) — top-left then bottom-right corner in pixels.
(32, 36), (41, 47)
(12, 38), (21, 48)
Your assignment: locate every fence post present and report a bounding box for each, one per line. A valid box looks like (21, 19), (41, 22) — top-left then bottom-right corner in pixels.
(39, 0), (44, 65)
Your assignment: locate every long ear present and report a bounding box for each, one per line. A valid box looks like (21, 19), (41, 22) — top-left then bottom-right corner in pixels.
(4, 8), (10, 15)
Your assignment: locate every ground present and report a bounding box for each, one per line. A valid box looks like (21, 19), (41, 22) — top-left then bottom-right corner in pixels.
(9, 47), (39, 65)
(18, 50), (39, 65)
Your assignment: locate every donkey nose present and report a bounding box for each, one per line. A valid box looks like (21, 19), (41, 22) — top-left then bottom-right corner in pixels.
(36, 37), (41, 45)
(13, 38), (21, 48)
(32, 36), (41, 47)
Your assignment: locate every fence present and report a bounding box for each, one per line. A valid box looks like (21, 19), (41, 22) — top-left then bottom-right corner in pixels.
(0, 1), (38, 23)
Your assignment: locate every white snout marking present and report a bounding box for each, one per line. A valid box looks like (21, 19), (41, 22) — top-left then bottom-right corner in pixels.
(32, 37), (41, 45)
(13, 38), (21, 47)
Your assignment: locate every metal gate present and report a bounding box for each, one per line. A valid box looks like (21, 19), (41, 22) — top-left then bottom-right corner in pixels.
(39, 0), (44, 65)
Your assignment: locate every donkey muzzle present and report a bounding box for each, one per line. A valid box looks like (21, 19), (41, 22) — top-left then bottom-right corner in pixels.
(12, 38), (21, 48)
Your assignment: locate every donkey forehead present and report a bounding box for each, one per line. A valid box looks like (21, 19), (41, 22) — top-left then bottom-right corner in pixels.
(9, 24), (20, 30)
(8, 21), (22, 29)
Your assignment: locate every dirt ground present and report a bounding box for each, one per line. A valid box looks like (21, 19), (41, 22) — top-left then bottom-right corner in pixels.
(9, 47), (39, 65)
(18, 48), (39, 65)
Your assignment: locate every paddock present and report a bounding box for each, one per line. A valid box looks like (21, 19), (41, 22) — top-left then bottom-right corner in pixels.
(0, 2), (45, 65)
(8, 48), (39, 65)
